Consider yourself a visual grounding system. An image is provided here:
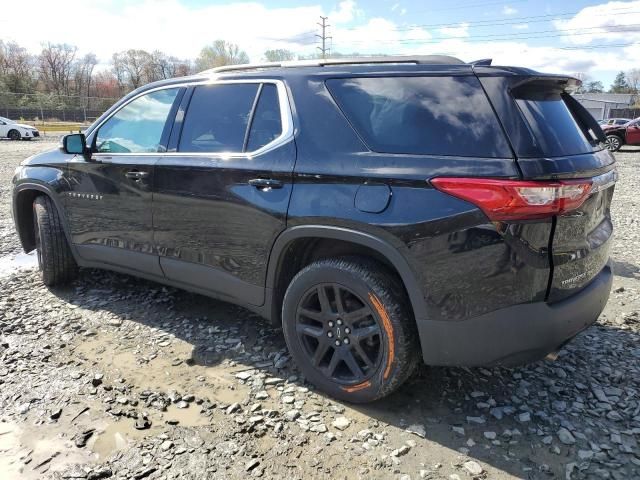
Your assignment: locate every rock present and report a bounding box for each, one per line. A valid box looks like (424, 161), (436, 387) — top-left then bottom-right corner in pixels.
(176, 400), (189, 409)
(390, 445), (410, 457)
(466, 416), (485, 424)
(246, 459), (260, 471)
(310, 423), (327, 433)
(134, 416), (152, 430)
(558, 427), (576, 445)
(235, 371), (253, 381)
(226, 403), (241, 414)
(518, 412), (531, 422)
(74, 429), (94, 448)
(50, 407), (62, 420)
(281, 395), (295, 404)
(87, 466), (113, 479)
(284, 409), (300, 422)
(160, 440), (174, 451)
(274, 356), (289, 369)
(462, 460), (484, 476)
(483, 431), (497, 440)
(452, 426), (465, 436)
(332, 416), (351, 431)
(407, 424), (426, 438)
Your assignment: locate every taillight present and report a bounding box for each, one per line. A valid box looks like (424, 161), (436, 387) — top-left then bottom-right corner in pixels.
(430, 177), (593, 221)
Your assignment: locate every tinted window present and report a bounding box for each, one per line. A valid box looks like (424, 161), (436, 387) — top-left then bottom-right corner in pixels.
(246, 84), (282, 151)
(514, 90), (596, 157)
(96, 88), (179, 153)
(179, 84), (258, 153)
(326, 76), (511, 157)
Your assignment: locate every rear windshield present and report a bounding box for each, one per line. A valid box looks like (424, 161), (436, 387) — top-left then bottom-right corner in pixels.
(514, 89), (598, 157)
(326, 76), (512, 158)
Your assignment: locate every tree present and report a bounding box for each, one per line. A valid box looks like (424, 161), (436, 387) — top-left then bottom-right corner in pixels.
(196, 40), (249, 71)
(609, 71), (631, 94)
(264, 49), (295, 62)
(73, 53), (98, 101)
(112, 49), (152, 91)
(626, 69), (640, 95)
(584, 81), (604, 93)
(0, 40), (36, 93)
(38, 43), (77, 96)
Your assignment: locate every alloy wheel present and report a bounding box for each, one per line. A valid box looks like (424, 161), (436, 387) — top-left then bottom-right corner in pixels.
(294, 283), (383, 385)
(605, 136), (620, 151)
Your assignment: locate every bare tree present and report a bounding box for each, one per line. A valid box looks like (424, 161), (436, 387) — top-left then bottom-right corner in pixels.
(112, 49), (153, 90)
(196, 40), (249, 71)
(73, 53), (97, 100)
(38, 43), (77, 96)
(0, 40), (36, 93)
(626, 69), (640, 95)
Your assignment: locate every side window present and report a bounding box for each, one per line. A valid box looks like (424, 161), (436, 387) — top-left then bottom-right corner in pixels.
(246, 84), (282, 151)
(96, 88), (179, 153)
(179, 84), (258, 153)
(326, 76), (512, 158)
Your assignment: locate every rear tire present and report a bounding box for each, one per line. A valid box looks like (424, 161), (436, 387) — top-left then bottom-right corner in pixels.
(33, 195), (78, 286)
(8, 129), (21, 141)
(282, 257), (419, 403)
(605, 134), (622, 152)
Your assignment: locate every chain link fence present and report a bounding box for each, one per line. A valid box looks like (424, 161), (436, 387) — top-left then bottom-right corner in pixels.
(610, 108), (640, 119)
(0, 91), (119, 125)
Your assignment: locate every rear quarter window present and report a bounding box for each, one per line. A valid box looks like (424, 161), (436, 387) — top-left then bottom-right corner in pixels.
(325, 76), (512, 158)
(513, 88), (599, 157)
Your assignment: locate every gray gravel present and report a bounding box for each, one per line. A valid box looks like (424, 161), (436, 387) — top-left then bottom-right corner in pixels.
(0, 140), (639, 480)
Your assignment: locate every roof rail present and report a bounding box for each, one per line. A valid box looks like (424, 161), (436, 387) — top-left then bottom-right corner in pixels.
(201, 55), (466, 75)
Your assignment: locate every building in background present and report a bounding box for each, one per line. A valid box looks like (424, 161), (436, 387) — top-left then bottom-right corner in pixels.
(573, 93), (638, 120)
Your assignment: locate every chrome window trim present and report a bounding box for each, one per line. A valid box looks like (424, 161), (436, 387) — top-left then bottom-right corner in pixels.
(91, 78), (294, 159)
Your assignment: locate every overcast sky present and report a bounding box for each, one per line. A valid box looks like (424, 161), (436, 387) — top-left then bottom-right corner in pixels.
(2, 0), (639, 87)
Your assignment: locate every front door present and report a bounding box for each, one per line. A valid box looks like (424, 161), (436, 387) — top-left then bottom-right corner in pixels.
(153, 81), (295, 305)
(65, 87), (183, 276)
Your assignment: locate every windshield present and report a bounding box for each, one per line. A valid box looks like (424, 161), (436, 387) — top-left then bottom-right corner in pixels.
(0, 116), (14, 124)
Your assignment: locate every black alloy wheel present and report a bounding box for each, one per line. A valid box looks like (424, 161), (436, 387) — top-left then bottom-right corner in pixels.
(295, 283), (383, 385)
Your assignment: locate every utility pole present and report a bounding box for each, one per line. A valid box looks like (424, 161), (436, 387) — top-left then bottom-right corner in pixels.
(316, 16), (331, 59)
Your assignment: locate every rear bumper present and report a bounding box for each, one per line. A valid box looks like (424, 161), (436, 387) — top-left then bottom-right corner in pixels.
(417, 264), (612, 367)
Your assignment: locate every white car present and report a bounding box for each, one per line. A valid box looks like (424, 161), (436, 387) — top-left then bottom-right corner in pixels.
(0, 116), (40, 140)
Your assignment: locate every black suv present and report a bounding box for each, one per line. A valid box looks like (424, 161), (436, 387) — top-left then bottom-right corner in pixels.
(12, 56), (616, 402)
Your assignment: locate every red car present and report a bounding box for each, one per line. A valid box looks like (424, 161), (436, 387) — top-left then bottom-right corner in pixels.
(604, 117), (640, 151)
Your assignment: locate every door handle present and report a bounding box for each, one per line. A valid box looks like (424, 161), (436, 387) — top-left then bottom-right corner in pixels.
(249, 178), (283, 189)
(125, 170), (149, 180)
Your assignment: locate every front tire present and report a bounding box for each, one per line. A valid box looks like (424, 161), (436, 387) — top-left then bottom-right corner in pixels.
(282, 257), (419, 403)
(8, 129), (21, 141)
(33, 196), (78, 286)
(605, 134), (622, 152)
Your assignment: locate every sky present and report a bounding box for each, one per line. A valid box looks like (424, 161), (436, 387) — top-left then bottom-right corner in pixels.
(2, 0), (640, 87)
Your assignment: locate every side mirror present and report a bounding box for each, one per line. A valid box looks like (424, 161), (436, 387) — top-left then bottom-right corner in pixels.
(62, 133), (88, 155)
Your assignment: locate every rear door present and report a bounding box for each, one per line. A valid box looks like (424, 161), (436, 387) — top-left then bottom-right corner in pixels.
(153, 80), (295, 306)
(480, 74), (616, 302)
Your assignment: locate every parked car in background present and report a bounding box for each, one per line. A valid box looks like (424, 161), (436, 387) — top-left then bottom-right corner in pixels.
(598, 118), (632, 127)
(604, 117), (640, 151)
(0, 116), (40, 140)
(11, 56), (616, 402)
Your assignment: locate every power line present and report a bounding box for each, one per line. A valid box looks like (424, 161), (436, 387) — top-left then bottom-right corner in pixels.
(339, 23), (640, 46)
(316, 16), (332, 59)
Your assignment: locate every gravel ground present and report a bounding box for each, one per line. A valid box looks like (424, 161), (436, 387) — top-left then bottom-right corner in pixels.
(1, 140), (639, 480)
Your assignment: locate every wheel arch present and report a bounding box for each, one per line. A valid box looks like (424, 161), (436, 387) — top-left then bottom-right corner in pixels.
(265, 226), (428, 328)
(13, 183), (74, 255)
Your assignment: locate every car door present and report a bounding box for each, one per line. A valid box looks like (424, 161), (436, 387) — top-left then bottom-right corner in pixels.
(0, 118), (9, 137)
(153, 80), (295, 306)
(65, 86), (184, 276)
(626, 119), (640, 145)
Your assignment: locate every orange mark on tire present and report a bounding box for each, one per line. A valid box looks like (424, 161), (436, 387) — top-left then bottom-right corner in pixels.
(342, 380), (371, 393)
(368, 293), (395, 380)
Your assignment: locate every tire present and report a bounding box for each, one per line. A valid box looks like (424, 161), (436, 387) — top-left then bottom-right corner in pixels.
(33, 195), (78, 286)
(8, 129), (21, 141)
(282, 257), (419, 403)
(605, 135), (622, 152)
